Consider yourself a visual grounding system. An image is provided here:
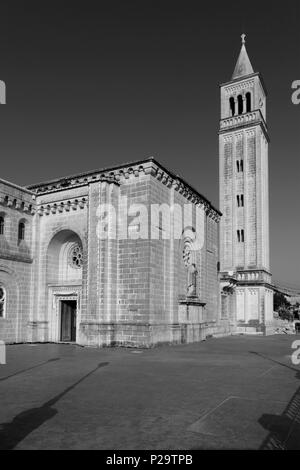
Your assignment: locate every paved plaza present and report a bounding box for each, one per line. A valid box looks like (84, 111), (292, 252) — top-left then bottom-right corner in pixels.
(0, 335), (299, 450)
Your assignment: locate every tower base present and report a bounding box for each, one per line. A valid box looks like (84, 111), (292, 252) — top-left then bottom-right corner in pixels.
(235, 283), (274, 334)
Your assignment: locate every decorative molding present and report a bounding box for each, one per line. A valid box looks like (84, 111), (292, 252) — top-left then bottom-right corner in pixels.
(223, 135), (233, 143)
(245, 128), (256, 138)
(178, 295), (206, 307)
(37, 197), (88, 216)
(0, 252), (33, 264)
(235, 132), (243, 141)
(248, 288), (259, 295)
(220, 109), (269, 142)
(0, 195), (36, 215)
(30, 174), (118, 195)
(224, 79), (254, 94)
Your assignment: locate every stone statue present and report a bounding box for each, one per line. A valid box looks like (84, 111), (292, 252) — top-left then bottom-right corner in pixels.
(187, 263), (197, 297)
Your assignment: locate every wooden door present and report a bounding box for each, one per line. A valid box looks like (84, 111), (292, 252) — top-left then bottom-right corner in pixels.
(61, 300), (76, 342)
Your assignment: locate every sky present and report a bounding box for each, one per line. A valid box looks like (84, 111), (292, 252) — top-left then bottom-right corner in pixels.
(0, 0), (299, 286)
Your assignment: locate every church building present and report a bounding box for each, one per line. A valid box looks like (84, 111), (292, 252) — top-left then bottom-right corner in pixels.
(0, 36), (274, 347)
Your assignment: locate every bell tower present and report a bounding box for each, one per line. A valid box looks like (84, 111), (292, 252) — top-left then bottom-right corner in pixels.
(219, 35), (274, 331)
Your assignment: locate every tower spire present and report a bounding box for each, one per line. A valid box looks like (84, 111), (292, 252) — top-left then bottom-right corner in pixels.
(232, 34), (254, 80)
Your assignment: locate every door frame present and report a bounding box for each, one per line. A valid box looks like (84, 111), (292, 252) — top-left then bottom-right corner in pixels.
(48, 286), (81, 343)
(59, 298), (77, 342)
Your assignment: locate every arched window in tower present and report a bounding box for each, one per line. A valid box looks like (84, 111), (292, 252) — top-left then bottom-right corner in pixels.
(229, 97), (235, 116)
(18, 221), (25, 241)
(237, 229), (245, 243)
(240, 160), (244, 172)
(0, 216), (4, 235)
(0, 286), (6, 318)
(246, 92), (251, 112)
(236, 161), (240, 172)
(237, 94), (243, 115)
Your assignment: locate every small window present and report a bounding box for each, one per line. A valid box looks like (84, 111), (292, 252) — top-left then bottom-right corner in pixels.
(237, 94), (243, 115)
(246, 92), (251, 112)
(237, 229), (245, 243)
(229, 97), (235, 116)
(237, 195), (244, 207)
(0, 286), (6, 318)
(237, 160), (244, 173)
(18, 222), (25, 241)
(0, 217), (4, 235)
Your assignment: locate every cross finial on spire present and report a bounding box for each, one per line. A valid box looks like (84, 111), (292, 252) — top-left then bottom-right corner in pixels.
(232, 33), (254, 79)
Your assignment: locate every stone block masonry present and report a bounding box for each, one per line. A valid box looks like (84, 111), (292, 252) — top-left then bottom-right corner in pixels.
(0, 157), (226, 347)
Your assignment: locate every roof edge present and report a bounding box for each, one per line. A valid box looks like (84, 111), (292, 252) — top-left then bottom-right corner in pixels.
(26, 156), (221, 217)
(0, 178), (35, 196)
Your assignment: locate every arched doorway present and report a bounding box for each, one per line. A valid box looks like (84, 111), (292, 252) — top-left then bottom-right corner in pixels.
(46, 230), (83, 342)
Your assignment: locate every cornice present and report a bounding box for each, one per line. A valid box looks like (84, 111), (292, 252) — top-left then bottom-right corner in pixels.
(220, 72), (268, 97)
(28, 174), (118, 196)
(0, 194), (36, 215)
(37, 197), (88, 216)
(26, 157), (222, 220)
(0, 253), (33, 264)
(0, 178), (35, 195)
(219, 109), (270, 143)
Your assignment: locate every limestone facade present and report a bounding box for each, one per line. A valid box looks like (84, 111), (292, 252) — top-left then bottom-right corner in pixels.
(0, 158), (226, 347)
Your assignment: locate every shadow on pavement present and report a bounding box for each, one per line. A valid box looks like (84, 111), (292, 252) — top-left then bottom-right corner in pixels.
(249, 350), (300, 374)
(0, 358), (60, 382)
(254, 351), (300, 449)
(0, 361), (109, 450)
(259, 385), (300, 449)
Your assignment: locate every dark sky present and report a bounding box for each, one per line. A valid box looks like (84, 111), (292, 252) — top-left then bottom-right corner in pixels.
(0, 1), (299, 286)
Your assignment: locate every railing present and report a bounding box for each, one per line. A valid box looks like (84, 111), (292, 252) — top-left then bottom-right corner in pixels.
(220, 109), (267, 131)
(221, 270), (272, 284)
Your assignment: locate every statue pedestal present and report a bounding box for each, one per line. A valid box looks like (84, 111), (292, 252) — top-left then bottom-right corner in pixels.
(178, 296), (206, 324)
(177, 296), (207, 343)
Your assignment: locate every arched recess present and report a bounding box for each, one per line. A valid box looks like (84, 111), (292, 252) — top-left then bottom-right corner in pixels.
(229, 97), (235, 116)
(0, 265), (20, 342)
(46, 229), (84, 343)
(237, 94), (243, 115)
(246, 92), (251, 112)
(17, 217), (31, 258)
(0, 212), (10, 253)
(0, 212), (6, 236)
(46, 229), (84, 286)
(180, 226), (201, 298)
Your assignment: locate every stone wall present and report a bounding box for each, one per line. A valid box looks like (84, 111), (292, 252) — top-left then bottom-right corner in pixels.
(0, 180), (35, 343)
(1, 157), (225, 347)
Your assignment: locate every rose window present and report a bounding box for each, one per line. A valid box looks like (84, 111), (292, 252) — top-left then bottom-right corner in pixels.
(69, 244), (83, 268)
